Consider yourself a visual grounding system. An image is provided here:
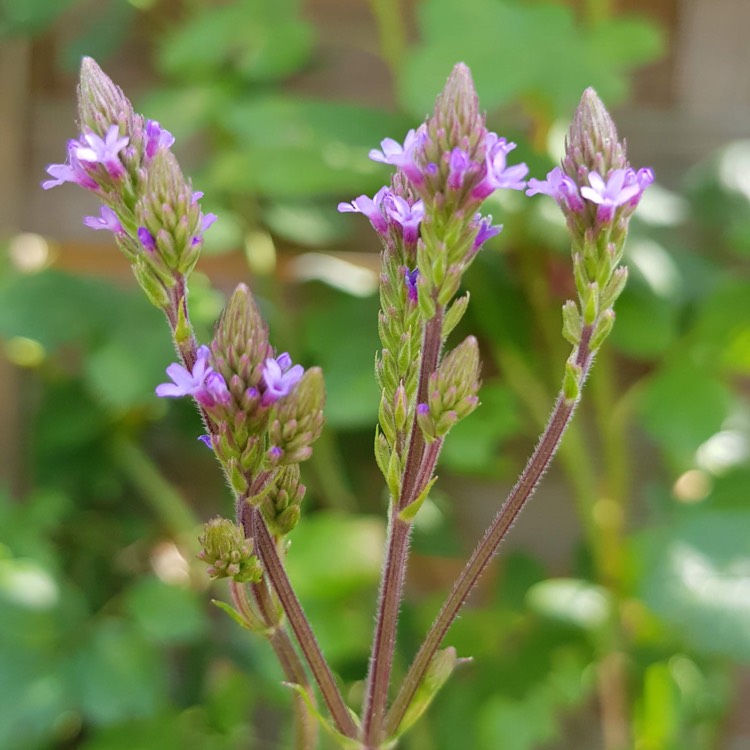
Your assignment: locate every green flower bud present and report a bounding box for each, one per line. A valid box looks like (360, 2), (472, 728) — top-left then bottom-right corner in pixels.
(261, 465), (306, 536)
(211, 284), (272, 407)
(267, 368), (325, 466)
(77, 57), (136, 138)
(562, 88), (628, 182)
(135, 150), (204, 277)
(421, 336), (481, 440)
(197, 517), (262, 583)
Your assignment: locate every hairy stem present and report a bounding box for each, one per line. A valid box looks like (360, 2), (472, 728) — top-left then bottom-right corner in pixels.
(362, 309), (444, 747)
(232, 581), (318, 750)
(386, 332), (595, 736)
(249, 506), (358, 739)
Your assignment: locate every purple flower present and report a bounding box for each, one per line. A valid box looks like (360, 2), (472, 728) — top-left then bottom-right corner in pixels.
(338, 187), (389, 235)
(472, 213), (502, 249)
(471, 134), (528, 199)
(156, 345), (231, 408)
(447, 148), (473, 190)
(404, 267), (419, 302)
(192, 211), (218, 246)
(526, 167), (585, 212)
(42, 141), (99, 191)
(145, 120), (175, 160)
(198, 434), (212, 448)
(83, 205), (124, 234)
(580, 168), (649, 223)
(385, 196), (424, 245)
(369, 127), (427, 186)
(138, 226), (157, 252)
(262, 353), (304, 405)
(73, 125), (129, 179)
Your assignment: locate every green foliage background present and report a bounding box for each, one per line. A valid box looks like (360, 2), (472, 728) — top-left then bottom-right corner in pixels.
(1, 0), (749, 748)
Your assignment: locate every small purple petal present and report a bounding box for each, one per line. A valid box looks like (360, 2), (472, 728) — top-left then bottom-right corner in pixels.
(385, 196), (424, 245)
(74, 125), (129, 179)
(145, 120), (175, 159)
(261, 353), (304, 405)
(368, 127), (427, 186)
(155, 345), (230, 409)
(471, 133), (528, 199)
(83, 205), (124, 234)
(198, 434), (212, 448)
(404, 267), (419, 302)
(472, 213), (502, 249)
(338, 187), (390, 235)
(138, 226), (157, 252)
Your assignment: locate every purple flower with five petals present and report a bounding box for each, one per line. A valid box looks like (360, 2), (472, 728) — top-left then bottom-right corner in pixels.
(73, 125), (129, 179)
(447, 148), (473, 190)
(526, 167), (585, 212)
(42, 141), (100, 191)
(156, 345), (231, 408)
(83, 205), (124, 234)
(471, 134), (528, 200)
(144, 120), (175, 160)
(262, 353), (304, 405)
(338, 187), (389, 235)
(384, 196), (424, 245)
(580, 168), (652, 223)
(369, 127), (427, 186)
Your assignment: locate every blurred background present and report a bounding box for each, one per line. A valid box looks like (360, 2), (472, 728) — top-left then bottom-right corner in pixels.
(1, 0), (750, 748)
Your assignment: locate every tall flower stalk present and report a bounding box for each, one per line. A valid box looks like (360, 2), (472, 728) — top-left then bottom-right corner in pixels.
(45, 58), (651, 749)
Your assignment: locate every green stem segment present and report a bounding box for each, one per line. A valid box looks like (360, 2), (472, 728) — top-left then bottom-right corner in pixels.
(362, 309), (444, 747)
(385, 331), (595, 737)
(250, 506), (359, 740)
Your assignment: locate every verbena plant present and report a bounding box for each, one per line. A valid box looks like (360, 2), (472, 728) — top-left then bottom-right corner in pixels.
(43, 58), (652, 750)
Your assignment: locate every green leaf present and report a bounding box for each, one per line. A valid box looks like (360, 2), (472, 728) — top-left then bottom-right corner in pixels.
(400, 0), (662, 120)
(301, 290), (380, 428)
(610, 281), (679, 359)
(690, 278), (750, 375)
(0, 0), (75, 37)
(157, 0), (314, 83)
(213, 95), (410, 198)
(74, 619), (168, 725)
(637, 510), (750, 661)
(439, 381), (520, 476)
(638, 362), (732, 466)
(124, 577), (208, 645)
(284, 512), (385, 602)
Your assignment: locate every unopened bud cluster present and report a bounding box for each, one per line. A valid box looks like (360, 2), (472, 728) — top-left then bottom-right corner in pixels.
(42, 58), (216, 309)
(526, 88), (653, 402)
(417, 337), (481, 441)
(198, 517), (262, 583)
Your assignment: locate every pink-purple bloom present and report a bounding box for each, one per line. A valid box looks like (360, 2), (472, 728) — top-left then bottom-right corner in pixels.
(83, 205), (124, 234)
(262, 353), (304, 405)
(138, 227), (157, 252)
(156, 345), (231, 408)
(338, 186), (389, 235)
(472, 214), (502, 249)
(580, 168), (654, 223)
(404, 267), (419, 302)
(472, 135), (528, 199)
(73, 125), (129, 179)
(526, 167), (585, 212)
(369, 127), (427, 186)
(447, 148), (473, 190)
(145, 120), (175, 160)
(384, 196), (424, 245)
(42, 141), (100, 191)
